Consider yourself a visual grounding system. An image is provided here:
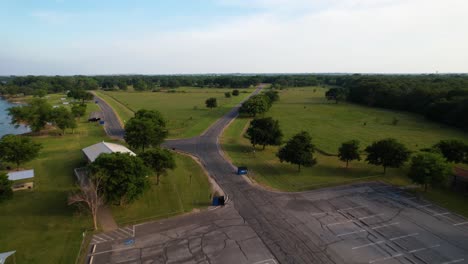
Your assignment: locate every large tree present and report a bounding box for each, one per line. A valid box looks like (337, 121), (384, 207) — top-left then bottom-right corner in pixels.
(67, 89), (94, 104)
(140, 148), (176, 185)
(365, 138), (410, 174)
(205, 97), (217, 109)
(68, 175), (104, 230)
(433, 139), (468, 163)
(51, 106), (76, 134)
(71, 103), (87, 119)
(246, 117), (283, 150)
(277, 131), (316, 171)
(338, 140), (361, 168)
(89, 153), (150, 205)
(239, 94), (270, 117)
(0, 172), (13, 202)
(408, 152), (451, 192)
(0, 135), (42, 169)
(124, 109), (168, 151)
(8, 98), (52, 132)
(325, 88), (347, 104)
(263, 90), (280, 104)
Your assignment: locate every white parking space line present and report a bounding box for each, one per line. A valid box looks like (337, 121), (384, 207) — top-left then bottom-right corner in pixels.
(441, 259), (465, 264)
(433, 212), (451, 217)
(353, 233), (419, 250)
(337, 229), (367, 237)
(372, 222), (400, 230)
(416, 204), (432, 208)
(389, 233), (419, 241)
(408, 244), (440, 253)
(359, 213), (384, 220)
(369, 253), (404, 263)
(100, 234), (114, 240)
(310, 212), (327, 216)
(327, 220), (354, 227)
(453, 222), (468, 226)
(352, 240), (385, 250)
(337, 205), (366, 212)
(253, 259), (278, 264)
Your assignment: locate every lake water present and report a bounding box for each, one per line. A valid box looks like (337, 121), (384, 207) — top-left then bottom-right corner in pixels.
(0, 98), (30, 137)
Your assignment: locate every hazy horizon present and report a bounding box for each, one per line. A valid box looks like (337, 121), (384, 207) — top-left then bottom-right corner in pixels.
(2, 0), (468, 75)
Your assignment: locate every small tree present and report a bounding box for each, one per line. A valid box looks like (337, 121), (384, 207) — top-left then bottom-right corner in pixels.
(89, 153), (150, 205)
(338, 140), (361, 168)
(140, 148), (176, 185)
(246, 117), (283, 150)
(205, 97), (217, 109)
(433, 140), (468, 163)
(325, 88), (347, 104)
(239, 94), (270, 117)
(51, 106), (76, 134)
(408, 152), (451, 192)
(365, 138), (410, 174)
(0, 172), (13, 202)
(68, 175), (104, 230)
(68, 89), (94, 104)
(0, 135), (42, 169)
(277, 131), (316, 171)
(264, 90), (279, 103)
(71, 103), (87, 119)
(224, 92), (231, 98)
(232, 89), (240, 96)
(125, 109), (168, 151)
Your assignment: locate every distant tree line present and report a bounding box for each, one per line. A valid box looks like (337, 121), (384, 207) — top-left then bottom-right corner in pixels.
(322, 74), (468, 131)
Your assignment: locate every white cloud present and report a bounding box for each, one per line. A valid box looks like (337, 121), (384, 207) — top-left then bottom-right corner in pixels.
(4, 0), (468, 74)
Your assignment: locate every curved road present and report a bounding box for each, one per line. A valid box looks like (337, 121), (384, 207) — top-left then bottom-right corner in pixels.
(93, 86), (468, 264)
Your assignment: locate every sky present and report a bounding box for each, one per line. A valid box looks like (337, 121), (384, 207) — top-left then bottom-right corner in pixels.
(1, 0), (467, 75)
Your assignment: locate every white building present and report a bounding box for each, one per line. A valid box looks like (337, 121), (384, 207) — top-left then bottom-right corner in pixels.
(82, 141), (136, 163)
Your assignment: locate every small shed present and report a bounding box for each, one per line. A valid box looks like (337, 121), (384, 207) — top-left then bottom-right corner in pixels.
(82, 141), (136, 163)
(7, 170), (34, 181)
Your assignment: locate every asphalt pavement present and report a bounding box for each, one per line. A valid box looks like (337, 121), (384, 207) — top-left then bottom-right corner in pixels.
(89, 85), (468, 264)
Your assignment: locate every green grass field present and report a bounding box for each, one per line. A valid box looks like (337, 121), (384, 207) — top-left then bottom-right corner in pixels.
(0, 97), (213, 263)
(0, 102), (108, 264)
(222, 87), (468, 216)
(266, 87), (468, 154)
(97, 87), (253, 138)
(111, 153), (212, 224)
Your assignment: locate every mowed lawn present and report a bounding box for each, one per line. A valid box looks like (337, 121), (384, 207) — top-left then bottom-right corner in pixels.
(111, 154), (212, 224)
(266, 87), (468, 154)
(0, 102), (108, 264)
(97, 87), (254, 138)
(222, 117), (409, 192)
(222, 87), (468, 216)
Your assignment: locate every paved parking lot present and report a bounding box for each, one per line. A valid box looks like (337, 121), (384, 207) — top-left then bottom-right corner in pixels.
(88, 182), (468, 264)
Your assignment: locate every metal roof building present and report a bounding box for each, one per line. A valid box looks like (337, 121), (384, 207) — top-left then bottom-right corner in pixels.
(7, 169), (34, 181)
(82, 141), (136, 163)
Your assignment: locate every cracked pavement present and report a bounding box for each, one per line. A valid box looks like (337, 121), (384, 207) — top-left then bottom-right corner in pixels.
(90, 85), (468, 264)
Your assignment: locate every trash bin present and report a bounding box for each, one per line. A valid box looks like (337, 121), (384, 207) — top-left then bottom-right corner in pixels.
(212, 196), (219, 206)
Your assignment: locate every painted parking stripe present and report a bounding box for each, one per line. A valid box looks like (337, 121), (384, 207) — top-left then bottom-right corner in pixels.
(416, 204), (432, 208)
(337, 229), (366, 237)
(337, 205), (366, 212)
(352, 240), (385, 250)
(433, 212), (451, 217)
(408, 244), (440, 253)
(353, 233), (419, 250)
(369, 253), (404, 263)
(359, 213), (384, 220)
(389, 233), (419, 241)
(441, 259), (465, 264)
(327, 219), (354, 227)
(453, 222), (468, 226)
(372, 222), (400, 230)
